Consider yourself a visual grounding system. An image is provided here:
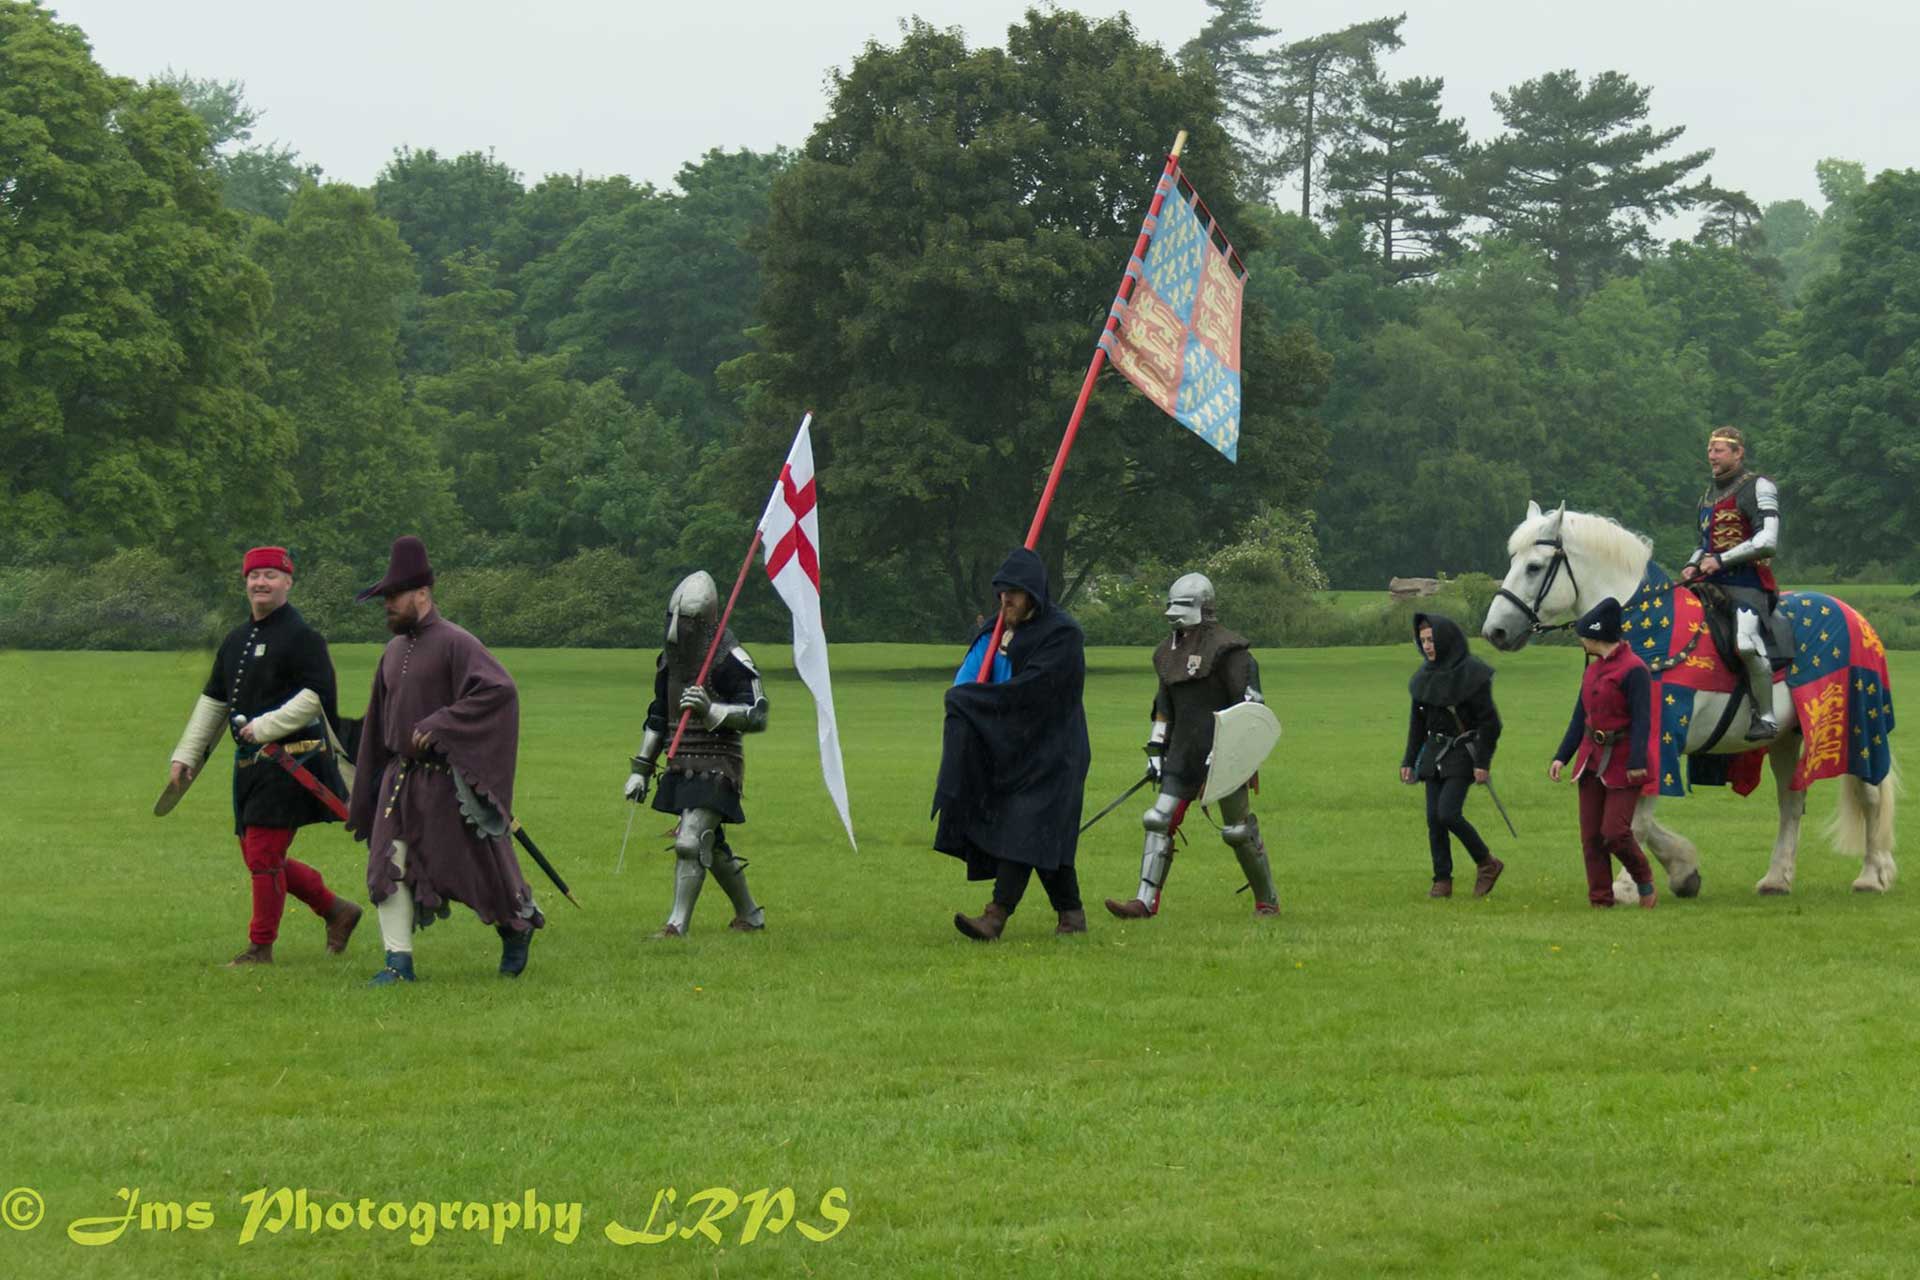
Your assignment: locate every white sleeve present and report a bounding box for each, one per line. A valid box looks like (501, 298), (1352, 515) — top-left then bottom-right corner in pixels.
(172, 695), (230, 766)
(243, 688), (324, 742)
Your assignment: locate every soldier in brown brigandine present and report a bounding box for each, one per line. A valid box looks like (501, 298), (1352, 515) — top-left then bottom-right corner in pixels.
(1105, 573), (1278, 921)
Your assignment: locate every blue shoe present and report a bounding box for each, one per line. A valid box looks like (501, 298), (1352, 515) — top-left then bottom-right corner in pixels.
(368, 951), (415, 985)
(497, 926), (532, 978)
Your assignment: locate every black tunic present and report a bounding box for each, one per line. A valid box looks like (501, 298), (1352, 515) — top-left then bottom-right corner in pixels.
(932, 549), (1091, 875)
(1150, 622), (1259, 796)
(644, 637), (761, 825)
(1402, 613), (1502, 781)
(202, 603), (347, 833)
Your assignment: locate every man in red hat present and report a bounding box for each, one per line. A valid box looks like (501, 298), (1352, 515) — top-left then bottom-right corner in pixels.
(166, 546), (363, 965)
(347, 536), (544, 984)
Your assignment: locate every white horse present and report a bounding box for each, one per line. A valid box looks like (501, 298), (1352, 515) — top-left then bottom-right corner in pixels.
(1482, 501), (1898, 898)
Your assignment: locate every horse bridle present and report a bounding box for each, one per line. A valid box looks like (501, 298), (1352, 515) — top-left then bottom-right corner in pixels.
(1495, 536), (1581, 635)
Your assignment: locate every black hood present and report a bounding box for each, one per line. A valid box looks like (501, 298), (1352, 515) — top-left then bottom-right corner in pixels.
(1410, 611), (1494, 707)
(990, 547), (1052, 614)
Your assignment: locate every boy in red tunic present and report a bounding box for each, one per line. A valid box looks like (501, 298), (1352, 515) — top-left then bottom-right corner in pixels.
(1548, 597), (1661, 908)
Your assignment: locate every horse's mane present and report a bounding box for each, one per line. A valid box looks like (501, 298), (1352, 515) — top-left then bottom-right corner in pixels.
(1508, 507), (1655, 581)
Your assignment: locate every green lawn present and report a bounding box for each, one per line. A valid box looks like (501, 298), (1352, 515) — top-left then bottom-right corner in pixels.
(2, 639), (1916, 1278)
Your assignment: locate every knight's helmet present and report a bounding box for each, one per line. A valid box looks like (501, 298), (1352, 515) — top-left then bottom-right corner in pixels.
(666, 570), (721, 653)
(1164, 572), (1217, 629)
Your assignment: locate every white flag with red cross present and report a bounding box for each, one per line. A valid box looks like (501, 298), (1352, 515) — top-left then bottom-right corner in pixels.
(756, 413), (856, 850)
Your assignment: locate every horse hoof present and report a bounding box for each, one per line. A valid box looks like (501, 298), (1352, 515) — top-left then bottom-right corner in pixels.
(1851, 879), (1888, 893)
(1675, 872), (1701, 899)
(1756, 881), (1791, 896)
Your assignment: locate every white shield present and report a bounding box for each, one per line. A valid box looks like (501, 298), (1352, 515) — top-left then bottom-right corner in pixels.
(1200, 701), (1282, 806)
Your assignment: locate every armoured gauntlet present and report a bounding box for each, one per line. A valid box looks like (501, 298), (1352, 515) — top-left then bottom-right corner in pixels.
(625, 727), (663, 804)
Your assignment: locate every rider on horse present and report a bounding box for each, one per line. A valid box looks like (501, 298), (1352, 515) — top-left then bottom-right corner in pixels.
(1677, 425), (1792, 741)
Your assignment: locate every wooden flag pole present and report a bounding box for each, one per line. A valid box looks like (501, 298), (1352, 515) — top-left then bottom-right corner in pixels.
(974, 129), (1187, 682)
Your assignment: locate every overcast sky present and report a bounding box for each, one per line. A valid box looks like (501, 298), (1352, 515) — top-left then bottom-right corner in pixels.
(50, 0), (1919, 217)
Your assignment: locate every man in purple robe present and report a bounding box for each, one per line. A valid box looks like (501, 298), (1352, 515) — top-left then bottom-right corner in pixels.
(346, 536), (544, 984)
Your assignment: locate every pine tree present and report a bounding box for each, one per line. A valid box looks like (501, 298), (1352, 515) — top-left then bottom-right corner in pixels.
(1467, 70), (1711, 303)
(1324, 75), (1467, 279)
(1267, 14), (1405, 219)
(1178, 0), (1281, 178)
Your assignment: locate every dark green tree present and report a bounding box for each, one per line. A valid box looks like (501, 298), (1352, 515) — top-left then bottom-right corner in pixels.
(1772, 169), (1920, 573)
(1324, 75), (1467, 279)
(508, 386), (691, 565)
(515, 148), (785, 440)
(372, 147), (524, 295)
(410, 252), (583, 541)
(1644, 240), (1788, 426)
(1467, 70), (1712, 303)
(249, 184), (456, 568)
(1267, 14), (1405, 218)
(0, 2), (289, 567)
(492, 171), (650, 283)
(736, 8), (1328, 627)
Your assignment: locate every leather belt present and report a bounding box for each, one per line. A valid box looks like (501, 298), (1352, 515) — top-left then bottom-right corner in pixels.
(237, 739), (326, 768)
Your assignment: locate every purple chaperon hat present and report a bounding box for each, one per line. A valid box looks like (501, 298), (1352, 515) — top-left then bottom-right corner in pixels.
(355, 535), (436, 602)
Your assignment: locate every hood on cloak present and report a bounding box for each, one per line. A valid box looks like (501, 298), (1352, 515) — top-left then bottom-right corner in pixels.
(1409, 611), (1494, 707)
(990, 547), (1052, 617)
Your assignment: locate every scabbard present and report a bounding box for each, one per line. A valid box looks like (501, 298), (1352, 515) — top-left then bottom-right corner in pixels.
(258, 741), (350, 821)
(512, 821), (581, 909)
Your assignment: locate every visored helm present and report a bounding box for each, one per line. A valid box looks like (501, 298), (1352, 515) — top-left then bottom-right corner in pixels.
(1164, 572), (1216, 628)
(666, 570), (720, 644)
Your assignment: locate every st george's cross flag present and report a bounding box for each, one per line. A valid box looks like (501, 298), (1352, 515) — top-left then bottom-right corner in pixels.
(756, 413), (857, 850)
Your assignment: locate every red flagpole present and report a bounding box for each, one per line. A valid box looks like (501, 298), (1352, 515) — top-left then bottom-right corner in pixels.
(975, 129), (1188, 682)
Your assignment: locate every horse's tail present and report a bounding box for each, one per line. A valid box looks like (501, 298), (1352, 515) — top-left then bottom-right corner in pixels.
(1829, 753), (1899, 858)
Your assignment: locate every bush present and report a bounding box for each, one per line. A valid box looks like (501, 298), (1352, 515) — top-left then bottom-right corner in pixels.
(0, 549), (225, 650)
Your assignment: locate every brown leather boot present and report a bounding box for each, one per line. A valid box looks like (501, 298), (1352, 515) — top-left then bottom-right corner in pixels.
(227, 942), (273, 967)
(323, 898), (363, 953)
(1472, 858), (1505, 899)
(1428, 879), (1453, 899)
(1055, 909), (1087, 936)
(1104, 897), (1153, 919)
(954, 902), (1009, 941)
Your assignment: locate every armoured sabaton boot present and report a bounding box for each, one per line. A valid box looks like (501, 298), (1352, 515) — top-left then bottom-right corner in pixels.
(1222, 814), (1280, 917)
(709, 846), (766, 932)
(1107, 793), (1179, 919)
(1737, 608), (1778, 741)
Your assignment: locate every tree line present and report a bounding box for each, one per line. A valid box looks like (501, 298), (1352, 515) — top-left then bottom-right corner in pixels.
(1, 0), (1914, 649)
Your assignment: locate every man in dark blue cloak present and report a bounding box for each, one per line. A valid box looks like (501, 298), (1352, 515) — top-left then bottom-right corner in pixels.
(933, 548), (1092, 940)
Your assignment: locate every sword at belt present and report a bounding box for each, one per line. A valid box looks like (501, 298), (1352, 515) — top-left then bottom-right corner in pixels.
(232, 715), (349, 821)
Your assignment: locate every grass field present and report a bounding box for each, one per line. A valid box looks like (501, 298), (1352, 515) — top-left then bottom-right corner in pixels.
(3, 637), (1918, 1278)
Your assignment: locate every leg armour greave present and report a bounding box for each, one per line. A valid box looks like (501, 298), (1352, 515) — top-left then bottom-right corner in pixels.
(1135, 831), (1175, 909)
(709, 848), (764, 929)
(1221, 814), (1279, 907)
(665, 808), (724, 932)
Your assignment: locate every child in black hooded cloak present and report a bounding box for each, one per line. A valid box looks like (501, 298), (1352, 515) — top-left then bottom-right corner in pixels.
(1400, 613), (1505, 898)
